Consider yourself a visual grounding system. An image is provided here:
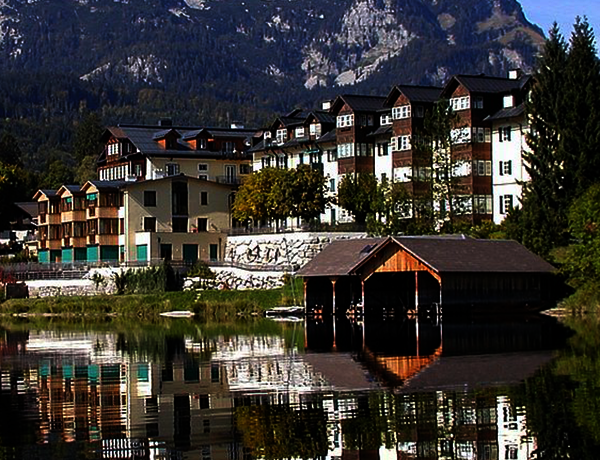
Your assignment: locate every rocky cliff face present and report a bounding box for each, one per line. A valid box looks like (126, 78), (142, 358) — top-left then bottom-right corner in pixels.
(0, 0), (544, 119)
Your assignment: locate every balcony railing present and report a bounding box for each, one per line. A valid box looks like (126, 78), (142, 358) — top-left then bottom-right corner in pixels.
(216, 176), (242, 185)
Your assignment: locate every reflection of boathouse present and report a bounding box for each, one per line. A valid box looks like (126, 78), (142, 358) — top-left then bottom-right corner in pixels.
(298, 236), (556, 314)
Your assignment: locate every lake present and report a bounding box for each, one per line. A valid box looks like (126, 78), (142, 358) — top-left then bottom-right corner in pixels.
(0, 311), (599, 459)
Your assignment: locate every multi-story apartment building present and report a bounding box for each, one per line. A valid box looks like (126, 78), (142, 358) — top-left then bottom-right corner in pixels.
(250, 70), (532, 227)
(98, 121), (255, 185)
(35, 175), (234, 264)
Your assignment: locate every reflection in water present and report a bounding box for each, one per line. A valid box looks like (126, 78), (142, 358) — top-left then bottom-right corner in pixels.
(0, 313), (590, 459)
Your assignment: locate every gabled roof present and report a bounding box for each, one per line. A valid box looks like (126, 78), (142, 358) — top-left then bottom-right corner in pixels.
(56, 185), (84, 196)
(315, 129), (338, 144)
(368, 125), (393, 137)
(331, 94), (387, 113)
(82, 180), (127, 193)
(485, 103), (526, 121)
(307, 111), (336, 125)
(152, 128), (180, 140)
(297, 238), (385, 277)
(441, 74), (531, 98)
(32, 189), (59, 200)
(385, 85), (442, 107)
(15, 202), (39, 218)
(297, 236), (555, 277)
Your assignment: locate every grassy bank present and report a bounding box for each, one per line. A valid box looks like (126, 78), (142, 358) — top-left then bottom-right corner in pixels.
(0, 278), (303, 319)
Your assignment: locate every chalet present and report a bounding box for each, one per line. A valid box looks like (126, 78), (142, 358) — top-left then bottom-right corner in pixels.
(34, 175), (234, 264)
(438, 72), (531, 224)
(97, 122), (256, 185)
(330, 94), (386, 176)
(297, 236), (556, 314)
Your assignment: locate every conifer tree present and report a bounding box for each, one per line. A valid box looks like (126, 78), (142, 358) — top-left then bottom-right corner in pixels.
(516, 24), (570, 257)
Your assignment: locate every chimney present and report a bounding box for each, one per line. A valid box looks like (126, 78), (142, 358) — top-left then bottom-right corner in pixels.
(508, 69), (522, 80)
(158, 118), (173, 127)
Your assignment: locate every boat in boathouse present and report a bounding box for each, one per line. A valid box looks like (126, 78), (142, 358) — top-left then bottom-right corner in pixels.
(296, 235), (557, 315)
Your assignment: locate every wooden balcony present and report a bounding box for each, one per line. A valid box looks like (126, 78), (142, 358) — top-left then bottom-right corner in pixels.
(71, 236), (87, 248)
(95, 207), (120, 219)
(96, 234), (119, 246)
(47, 213), (61, 225)
(61, 210), (86, 223)
(43, 239), (62, 250)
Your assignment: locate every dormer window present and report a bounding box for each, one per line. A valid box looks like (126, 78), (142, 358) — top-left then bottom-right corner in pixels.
(337, 114), (354, 128)
(392, 105), (411, 120)
(276, 128), (287, 145)
(198, 139), (207, 149)
(295, 127), (305, 138)
(503, 95), (514, 108)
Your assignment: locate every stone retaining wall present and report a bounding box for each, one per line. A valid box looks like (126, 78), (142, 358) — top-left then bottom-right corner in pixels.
(224, 232), (366, 271)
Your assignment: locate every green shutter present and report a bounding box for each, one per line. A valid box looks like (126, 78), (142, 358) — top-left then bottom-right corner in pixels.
(183, 244), (198, 263)
(136, 244), (148, 261)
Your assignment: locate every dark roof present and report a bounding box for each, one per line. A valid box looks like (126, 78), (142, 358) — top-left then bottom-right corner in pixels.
(336, 94), (387, 112)
(152, 128), (179, 140)
(315, 129), (337, 144)
(368, 125), (393, 137)
(394, 237), (555, 273)
(396, 85), (442, 103)
(309, 111), (336, 125)
(444, 74), (531, 96)
(298, 236), (555, 277)
(86, 180), (127, 191)
(297, 238), (384, 276)
(14, 202), (39, 218)
(485, 103), (526, 121)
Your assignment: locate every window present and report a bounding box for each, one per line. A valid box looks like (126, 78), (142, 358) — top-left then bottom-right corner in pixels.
(450, 96), (470, 111)
(499, 195), (514, 214)
(198, 163), (208, 172)
(144, 191), (157, 207)
(200, 191), (208, 206)
(277, 155), (287, 169)
(473, 160), (492, 176)
(239, 164), (251, 175)
(107, 142), (121, 156)
(414, 105), (425, 117)
(337, 114), (354, 128)
(329, 179), (336, 192)
(143, 217), (156, 232)
(472, 127), (491, 143)
(473, 195), (493, 214)
(473, 97), (484, 109)
(358, 114), (374, 126)
(377, 142), (389, 156)
(503, 95), (514, 108)
(197, 218), (208, 232)
(276, 129), (287, 145)
(309, 123), (321, 137)
(393, 135), (411, 151)
(451, 127), (471, 144)
(198, 174), (208, 180)
(338, 143), (354, 158)
(355, 143), (373, 157)
(327, 150), (337, 162)
(499, 160), (512, 176)
(295, 127), (305, 138)
(499, 126), (512, 142)
(172, 217), (187, 233)
(224, 141), (235, 152)
(198, 138), (207, 149)
(166, 163), (180, 176)
(392, 105), (411, 120)
(380, 113), (392, 125)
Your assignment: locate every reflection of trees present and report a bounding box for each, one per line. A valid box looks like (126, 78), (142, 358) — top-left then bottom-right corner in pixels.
(522, 315), (600, 458)
(235, 404), (328, 459)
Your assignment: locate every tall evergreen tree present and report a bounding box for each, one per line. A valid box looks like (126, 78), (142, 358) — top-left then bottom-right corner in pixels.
(563, 17), (600, 199)
(516, 24), (570, 257)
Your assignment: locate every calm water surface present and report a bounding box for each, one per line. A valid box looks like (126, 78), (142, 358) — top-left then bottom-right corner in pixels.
(0, 312), (599, 459)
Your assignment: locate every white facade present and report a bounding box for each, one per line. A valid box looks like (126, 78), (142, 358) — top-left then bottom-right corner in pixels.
(491, 119), (530, 224)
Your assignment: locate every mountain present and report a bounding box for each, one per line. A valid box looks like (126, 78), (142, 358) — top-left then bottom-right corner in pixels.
(0, 0), (545, 169)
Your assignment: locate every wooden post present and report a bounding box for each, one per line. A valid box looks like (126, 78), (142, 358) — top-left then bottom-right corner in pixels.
(361, 278), (366, 311)
(331, 277), (338, 315)
(414, 271), (419, 314)
(303, 279), (308, 310)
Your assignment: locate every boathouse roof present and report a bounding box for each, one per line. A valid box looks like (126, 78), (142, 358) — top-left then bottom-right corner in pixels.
(297, 236), (555, 277)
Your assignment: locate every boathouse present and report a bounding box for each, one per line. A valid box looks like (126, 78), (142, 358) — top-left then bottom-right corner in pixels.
(297, 235), (556, 314)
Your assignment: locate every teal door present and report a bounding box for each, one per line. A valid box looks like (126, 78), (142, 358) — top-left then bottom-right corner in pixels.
(136, 244), (148, 262)
(62, 249), (73, 264)
(87, 246), (99, 262)
(183, 244), (198, 263)
(209, 244), (218, 261)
